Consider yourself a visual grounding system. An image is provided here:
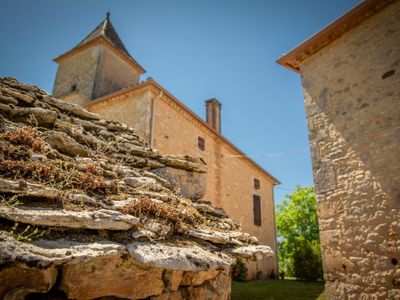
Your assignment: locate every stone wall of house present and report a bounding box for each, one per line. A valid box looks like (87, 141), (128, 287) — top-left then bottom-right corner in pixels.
(88, 87), (152, 143)
(299, 2), (400, 299)
(152, 88), (278, 278)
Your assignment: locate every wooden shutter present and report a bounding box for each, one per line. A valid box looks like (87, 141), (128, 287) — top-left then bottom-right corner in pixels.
(254, 178), (260, 190)
(198, 136), (205, 151)
(253, 195), (261, 226)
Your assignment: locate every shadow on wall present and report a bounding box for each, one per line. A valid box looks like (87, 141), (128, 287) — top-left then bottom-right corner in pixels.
(302, 69), (400, 209)
(302, 83), (400, 289)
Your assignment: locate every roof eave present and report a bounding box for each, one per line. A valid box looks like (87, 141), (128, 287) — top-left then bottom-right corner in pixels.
(275, 56), (300, 73)
(276, 0), (395, 73)
(145, 79), (281, 185)
(86, 79), (280, 185)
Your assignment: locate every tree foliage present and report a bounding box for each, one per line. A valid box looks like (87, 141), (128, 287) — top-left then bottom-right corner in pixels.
(276, 186), (323, 280)
(292, 240), (323, 281)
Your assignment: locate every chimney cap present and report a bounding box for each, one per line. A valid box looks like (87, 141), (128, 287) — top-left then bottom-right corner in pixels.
(205, 98), (222, 107)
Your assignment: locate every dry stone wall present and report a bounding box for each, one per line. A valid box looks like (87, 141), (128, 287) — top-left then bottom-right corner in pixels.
(299, 2), (400, 299)
(0, 77), (274, 299)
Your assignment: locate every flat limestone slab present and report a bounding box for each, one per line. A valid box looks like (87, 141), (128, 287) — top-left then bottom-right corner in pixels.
(230, 245), (274, 259)
(0, 232), (126, 267)
(187, 229), (258, 245)
(0, 206), (139, 230)
(127, 241), (235, 271)
(0, 178), (59, 199)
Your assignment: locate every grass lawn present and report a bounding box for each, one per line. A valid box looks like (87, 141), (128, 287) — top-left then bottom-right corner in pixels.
(232, 279), (326, 300)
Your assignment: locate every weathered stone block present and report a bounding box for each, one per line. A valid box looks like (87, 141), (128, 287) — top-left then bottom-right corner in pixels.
(314, 159), (336, 193)
(0, 266), (57, 299)
(60, 256), (164, 299)
(153, 167), (206, 200)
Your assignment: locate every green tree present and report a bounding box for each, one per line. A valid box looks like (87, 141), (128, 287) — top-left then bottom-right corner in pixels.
(276, 186), (323, 280)
(292, 240), (323, 281)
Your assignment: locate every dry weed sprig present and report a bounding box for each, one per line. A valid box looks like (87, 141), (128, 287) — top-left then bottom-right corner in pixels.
(0, 195), (46, 241)
(1, 126), (46, 152)
(123, 196), (204, 229)
(0, 157), (107, 193)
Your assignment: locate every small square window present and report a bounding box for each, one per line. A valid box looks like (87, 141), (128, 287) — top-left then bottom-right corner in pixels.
(198, 136), (205, 151)
(254, 178), (260, 190)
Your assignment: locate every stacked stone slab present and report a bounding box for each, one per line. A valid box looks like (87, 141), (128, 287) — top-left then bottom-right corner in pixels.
(0, 77), (273, 299)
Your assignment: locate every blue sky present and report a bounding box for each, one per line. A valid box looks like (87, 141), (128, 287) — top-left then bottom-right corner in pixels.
(1, 0), (360, 204)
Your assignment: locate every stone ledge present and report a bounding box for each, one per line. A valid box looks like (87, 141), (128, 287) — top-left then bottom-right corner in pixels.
(0, 206), (139, 230)
(127, 242), (235, 271)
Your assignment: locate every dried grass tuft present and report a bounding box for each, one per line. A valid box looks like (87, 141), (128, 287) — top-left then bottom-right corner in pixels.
(1, 126), (46, 152)
(123, 196), (204, 229)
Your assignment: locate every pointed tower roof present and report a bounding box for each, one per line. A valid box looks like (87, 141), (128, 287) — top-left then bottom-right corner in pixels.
(54, 13), (145, 74)
(76, 12), (132, 60)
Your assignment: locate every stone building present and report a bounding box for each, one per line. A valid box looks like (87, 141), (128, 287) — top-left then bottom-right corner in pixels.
(52, 13), (279, 278)
(278, 0), (399, 298)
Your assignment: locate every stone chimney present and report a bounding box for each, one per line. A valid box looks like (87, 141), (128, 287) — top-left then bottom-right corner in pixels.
(205, 98), (222, 133)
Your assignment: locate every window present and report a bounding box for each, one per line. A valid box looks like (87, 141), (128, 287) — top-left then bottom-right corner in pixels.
(254, 178), (260, 190)
(253, 195), (261, 226)
(71, 84), (77, 92)
(198, 136), (205, 151)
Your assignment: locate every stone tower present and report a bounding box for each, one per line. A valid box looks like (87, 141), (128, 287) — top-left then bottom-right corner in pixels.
(52, 13), (145, 106)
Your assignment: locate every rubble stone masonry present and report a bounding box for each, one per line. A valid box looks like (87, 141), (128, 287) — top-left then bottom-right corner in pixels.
(299, 2), (400, 299)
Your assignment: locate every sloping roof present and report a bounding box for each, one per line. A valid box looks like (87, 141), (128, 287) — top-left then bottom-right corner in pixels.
(76, 13), (132, 60)
(54, 13), (145, 74)
(277, 0), (395, 72)
(85, 78), (281, 185)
